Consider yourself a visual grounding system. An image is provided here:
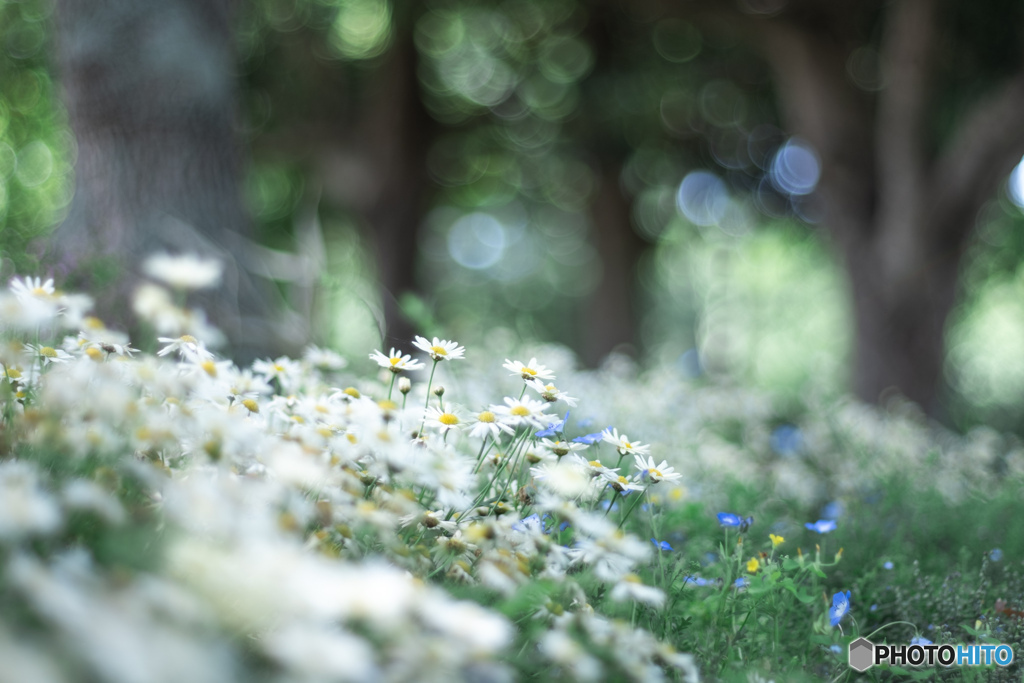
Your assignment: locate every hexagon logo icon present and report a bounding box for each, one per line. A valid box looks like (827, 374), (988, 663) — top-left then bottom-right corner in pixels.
(848, 637), (874, 672)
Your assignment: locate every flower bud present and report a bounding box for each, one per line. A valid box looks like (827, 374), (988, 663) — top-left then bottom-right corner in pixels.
(398, 377), (412, 394)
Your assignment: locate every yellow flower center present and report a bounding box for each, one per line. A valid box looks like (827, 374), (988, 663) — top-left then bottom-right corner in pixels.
(39, 347), (57, 358)
(431, 345), (448, 356)
(242, 399), (259, 413)
(589, 459), (602, 468)
(201, 360), (217, 377)
(510, 405), (530, 416)
(180, 335), (197, 344)
(389, 357), (402, 366)
(624, 441), (633, 449)
(273, 364), (285, 373)
(522, 367), (537, 376)
(378, 400), (397, 411)
(31, 287), (47, 296)
(650, 468), (663, 478)
(85, 348), (103, 362)
(439, 413), (459, 426)
(478, 411), (496, 423)
(343, 387), (361, 398)
(617, 476), (629, 485)
(623, 573), (641, 584)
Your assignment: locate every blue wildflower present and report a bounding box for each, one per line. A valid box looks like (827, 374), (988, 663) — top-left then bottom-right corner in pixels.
(883, 561), (894, 570)
(684, 576), (711, 586)
(829, 591), (851, 626)
(536, 411), (569, 438)
(829, 644), (842, 655)
(990, 548), (1004, 562)
(651, 538), (673, 552)
(770, 424), (803, 456)
(910, 636), (933, 646)
(717, 512), (754, 532)
(718, 512), (741, 526)
(573, 428), (610, 445)
(734, 577), (749, 589)
(821, 500), (844, 519)
(512, 514), (545, 534)
(600, 500), (620, 512)
(805, 519), (837, 534)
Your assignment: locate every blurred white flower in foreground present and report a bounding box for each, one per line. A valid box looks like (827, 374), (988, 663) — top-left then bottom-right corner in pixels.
(143, 254), (223, 290)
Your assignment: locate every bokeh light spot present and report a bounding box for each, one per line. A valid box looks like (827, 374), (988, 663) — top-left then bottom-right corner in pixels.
(770, 138), (820, 196)
(329, 0), (392, 60)
(1008, 155), (1024, 209)
(676, 171), (729, 226)
(447, 213), (507, 269)
(15, 140), (52, 188)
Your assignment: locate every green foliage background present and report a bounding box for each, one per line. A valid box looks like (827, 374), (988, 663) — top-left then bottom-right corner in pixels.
(6, 0), (1024, 433)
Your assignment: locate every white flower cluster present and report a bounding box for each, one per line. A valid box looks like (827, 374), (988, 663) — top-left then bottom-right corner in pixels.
(0, 273), (699, 683)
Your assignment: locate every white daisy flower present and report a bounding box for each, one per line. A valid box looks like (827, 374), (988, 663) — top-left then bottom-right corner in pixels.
(538, 437), (587, 458)
(571, 453), (619, 479)
(303, 346), (347, 370)
(633, 454), (683, 484)
(600, 470), (645, 494)
(527, 379), (577, 406)
(157, 334), (213, 361)
(413, 335), (465, 361)
(503, 358), (555, 381)
(602, 428), (651, 456)
(469, 409), (515, 439)
(253, 357), (301, 386)
(610, 574), (665, 606)
(369, 348), (424, 373)
(9, 276), (55, 301)
(424, 406), (464, 433)
(491, 396), (555, 430)
(25, 344), (72, 365)
(142, 253), (222, 290)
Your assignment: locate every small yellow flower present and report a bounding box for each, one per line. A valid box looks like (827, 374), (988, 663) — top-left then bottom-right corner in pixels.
(770, 533), (785, 547)
(746, 557), (760, 573)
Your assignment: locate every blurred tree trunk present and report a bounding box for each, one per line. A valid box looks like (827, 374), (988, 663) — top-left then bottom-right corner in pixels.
(684, 0), (1024, 413)
(583, 164), (646, 364)
(51, 0), (291, 360)
(249, 15), (433, 349)
(580, 5), (650, 365)
(355, 32), (434, 349)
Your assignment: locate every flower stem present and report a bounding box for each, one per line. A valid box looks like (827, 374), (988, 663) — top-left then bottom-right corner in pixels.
(417, 360), (439, 435)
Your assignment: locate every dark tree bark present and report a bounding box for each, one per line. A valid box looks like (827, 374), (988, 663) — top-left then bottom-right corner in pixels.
(583, 163), (647, 365)
(354, 34), (434, 349)
(578, 3), (652, 365)
(51, 0), (293, 360)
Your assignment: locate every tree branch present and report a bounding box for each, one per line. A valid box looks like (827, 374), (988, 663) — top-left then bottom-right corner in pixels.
(929, 70), (1024, 246)
(873, 0), (936, 281)
(875, 0), (934, 227)
(751, 18), (876, 242)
